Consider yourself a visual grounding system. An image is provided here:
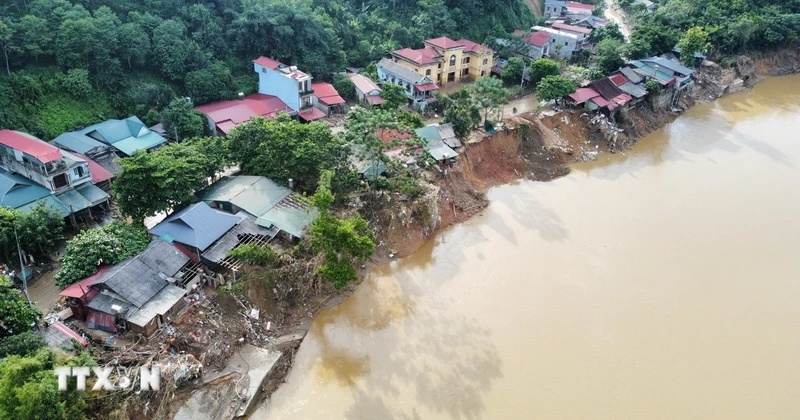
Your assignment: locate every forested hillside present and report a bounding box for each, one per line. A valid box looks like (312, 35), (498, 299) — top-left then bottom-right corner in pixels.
(0, 0), (535, 139)
(625, 0), (800, 60)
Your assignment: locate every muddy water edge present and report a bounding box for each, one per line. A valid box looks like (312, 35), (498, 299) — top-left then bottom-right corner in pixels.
(254, 74), (800, 419)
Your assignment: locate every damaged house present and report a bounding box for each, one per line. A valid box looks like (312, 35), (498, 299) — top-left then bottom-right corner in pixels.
(66, 239), (199, 337)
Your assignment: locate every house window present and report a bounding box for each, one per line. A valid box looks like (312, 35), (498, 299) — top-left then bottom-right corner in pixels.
(426, 69), (431, 76)
(461, 68), (469, 76)
(449, 55), (456, 67)
(483, 59), (488, 65)
(438, 63), (442, 69)
(481, 70), (486, 76)
(262, 68), (266, 73)
(462, 57), (470, 64)
(74, 166), (85, 178)
(565, 41), (569, 46)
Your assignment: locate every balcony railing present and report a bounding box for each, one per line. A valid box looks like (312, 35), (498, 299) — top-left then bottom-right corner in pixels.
(300, 88), (315, 96)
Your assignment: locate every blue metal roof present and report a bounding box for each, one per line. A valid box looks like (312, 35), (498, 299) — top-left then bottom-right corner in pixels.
(74, 116), (167, 156)
(414, 125), (458, 160)
(51, 132), (107, 154)
(149, 202), (241, 250)
(200, 176), (292, 218)
(0, 168), (51, 208)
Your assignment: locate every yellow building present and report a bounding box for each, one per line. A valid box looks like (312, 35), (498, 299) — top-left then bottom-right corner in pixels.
(390, 37), (494, 85)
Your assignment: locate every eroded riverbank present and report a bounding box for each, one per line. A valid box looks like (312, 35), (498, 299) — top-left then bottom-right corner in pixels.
(255, 74), (800, 419)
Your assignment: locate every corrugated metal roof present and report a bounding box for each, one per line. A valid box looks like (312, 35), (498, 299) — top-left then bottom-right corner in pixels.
(436, 123), (462, 149)
(51, 132), (107, 155)
(91, 239), (189, 308)
(590, 77), (625, 101)
(200, 176), (292, 217)
(0, 168), (52, 208)
(0, 130), (63, 163)
(55, 189), (92, 213)
(75, 182), (110, 206)
(378, 58), (430, 84)
(415, 125), (458, 160)
(126, 284), (185, 328)
(16, 195), (70, 217)
(78, 117), (167, 156)
(149, 202), (240, 251)
(256, 195), (318, 239)
(618, 81), (648, 98)
(312, 82), (345, 106)
(201, 214), (277, 263)
(349, 74), (382, 96)
(60, 266), (112, 299)
(619, 67), (643, 84)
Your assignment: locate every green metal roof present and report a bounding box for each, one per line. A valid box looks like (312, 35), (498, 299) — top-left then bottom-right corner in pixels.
(16, 195), (70, 217)
(0, 168), (52, 208)
(200, 176), (292, 217)
(358, 160), (387, 180)
(414, 125), (457, 160)
(256, 203), (318, 238)
(56, 189), (92, 213)
(75, 182), (110, 206)
(77, 116), (167, 156)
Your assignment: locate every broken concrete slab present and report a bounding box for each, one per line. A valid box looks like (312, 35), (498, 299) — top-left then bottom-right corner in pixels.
(233, 343), (282, 417)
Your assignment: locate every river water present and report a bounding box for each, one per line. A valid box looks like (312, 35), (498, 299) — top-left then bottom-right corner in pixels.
(256, 75), (800, 419)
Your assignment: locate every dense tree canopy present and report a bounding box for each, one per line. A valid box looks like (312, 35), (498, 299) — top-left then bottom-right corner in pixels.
(0, 205), (64, 266)
(54, 222), (151, 288)
(0, 275), (40, 339)
(227, 114), (348, 191)
(114, 138), (226, 221)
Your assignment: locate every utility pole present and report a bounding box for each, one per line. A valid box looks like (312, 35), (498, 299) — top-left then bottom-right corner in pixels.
(13, 224), (32, 306)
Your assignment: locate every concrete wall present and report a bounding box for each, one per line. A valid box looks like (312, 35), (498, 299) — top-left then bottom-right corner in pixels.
(254, 63), (301, 112)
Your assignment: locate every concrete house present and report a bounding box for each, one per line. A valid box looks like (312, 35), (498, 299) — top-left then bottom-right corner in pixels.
(544, 0), (567, 18)
(348, 74), (383, 106)
(550, 23), (592, 41)
(311, 82), (346, 116)
(508, 30), (553, 60)
(389, 37), (494, 86)
(377, 58), (439, 109)
(253, 56), (313, 115)
(531, 26), (582, 59)
(0, 130), (110, 218)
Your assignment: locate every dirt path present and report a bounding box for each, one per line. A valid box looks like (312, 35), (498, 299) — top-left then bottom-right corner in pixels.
(604, 0), (632, 40)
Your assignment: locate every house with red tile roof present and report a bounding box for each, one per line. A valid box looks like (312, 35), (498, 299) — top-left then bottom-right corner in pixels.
(389, 36), (494, 86)
(195, 93), (294, 136)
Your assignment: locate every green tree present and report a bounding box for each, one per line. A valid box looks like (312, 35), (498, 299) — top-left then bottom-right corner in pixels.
(676, 26), (709, 67)
(13, 15), (51, 61)
(54, 222), (150, 288)
(228, 244), (280, 267)
(594, 38), (625, 74)
(228, 114), (347, 191)
(0, 276), (40, 339)
(162, 98), (204, 140)
(0, 348), (93, 419)
(153, 19), (189, 81)
(332, 74), (356, 100)
(529, 58), (560, 86)
(469, 76), (509, 123)
(0, 20), (14, 76)
(184, 61), (234, 104)
(536, 75), (576, 103)
(0, 205), (64, 265)
(645, 79), (661, 93)
(60, 68), (92, 98)
(114, 143), (215, 222)
(118, 22), (150, 68)
(55, 15), (95, 70)
(443, 106), (474, 140)
(380, 82), (408, 110)
(590, 22), (625, 44)
(310, 173), (375, 288)
(0, 331), (46, 358)
(502, 56), (525, 85)
(397, 110), (424, 129)
(411, 0), (456, 40)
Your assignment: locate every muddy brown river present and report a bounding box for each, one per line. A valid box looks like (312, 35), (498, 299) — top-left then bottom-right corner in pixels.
(256, 75), (800, 419)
